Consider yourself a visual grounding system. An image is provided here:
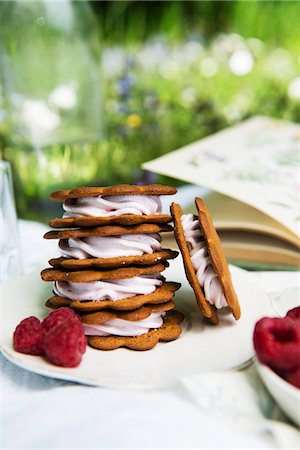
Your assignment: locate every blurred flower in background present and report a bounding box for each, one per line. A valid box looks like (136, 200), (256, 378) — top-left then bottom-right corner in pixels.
(288, 77), (300, 101)
(48, 82), (78, 110)
(0, 0), (299, 222)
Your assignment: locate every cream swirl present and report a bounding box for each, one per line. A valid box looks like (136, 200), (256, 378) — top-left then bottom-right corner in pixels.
(53, 274), (163, 301)
(59, 233), (161, 259)
(83, 312), (166, 337)
(63, 195), (162, 218)
(181, 214), (227, 309)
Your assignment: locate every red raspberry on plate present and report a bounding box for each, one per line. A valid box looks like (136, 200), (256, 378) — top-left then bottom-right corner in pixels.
(42, 307), (80, 332)
(285, 368), (300, 389)
(286, 306), (300, 321)
(13, 316), (44, 356)
(253, 316), (300, 371)
(43, 318), (86, 368)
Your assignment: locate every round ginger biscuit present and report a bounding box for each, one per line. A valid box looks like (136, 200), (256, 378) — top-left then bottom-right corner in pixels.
(171, 202), (218, 324)
(49, 214), (172, 228)
(41, 261), (168, 282)
(81, 300), (175, 325)
(44, 223), (173, 240)
(46, 281), (181, 312)
(195, 198), (241, 320)
(49, 249), (178, 270)
(50, 184), (177, 202)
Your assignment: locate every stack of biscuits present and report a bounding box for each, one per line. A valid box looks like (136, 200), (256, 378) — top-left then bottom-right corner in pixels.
(41, 185), (184, 351)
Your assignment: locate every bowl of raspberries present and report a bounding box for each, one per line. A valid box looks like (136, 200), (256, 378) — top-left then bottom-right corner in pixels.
(13, 308), (87, 368)
(253, 305), (300, 427)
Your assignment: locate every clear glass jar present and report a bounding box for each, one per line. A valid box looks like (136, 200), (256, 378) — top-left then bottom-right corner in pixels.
(0, 0), (103, 221)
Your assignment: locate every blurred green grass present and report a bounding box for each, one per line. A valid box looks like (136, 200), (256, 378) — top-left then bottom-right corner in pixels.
(92, 1), (300, 53)
(94, 1), (300, 187)
(1, 0), (300, 221)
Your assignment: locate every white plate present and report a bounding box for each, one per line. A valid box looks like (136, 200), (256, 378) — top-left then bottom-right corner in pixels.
(270, 286), (300, 318)
(1, 258), (276, 389)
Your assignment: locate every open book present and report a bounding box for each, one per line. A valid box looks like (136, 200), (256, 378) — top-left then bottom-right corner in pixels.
(143, 116), (300, 270)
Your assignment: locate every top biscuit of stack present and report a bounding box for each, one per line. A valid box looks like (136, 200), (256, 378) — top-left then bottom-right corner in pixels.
(49, 184), (176, 228)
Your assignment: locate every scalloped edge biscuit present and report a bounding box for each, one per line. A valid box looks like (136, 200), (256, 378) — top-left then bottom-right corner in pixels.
(50, 184), (177, 201)
(171, 202), (219, 325)
(41, 261), (168, 282)
(49, 214), (173, 228)
(195, 198), (241, 320)
(49, 249), (178, 270)
(87, 310), (184, 351)
(81, 300), (175, 324)
(46, 281), (181, 312)
(44, 223), (173, 240)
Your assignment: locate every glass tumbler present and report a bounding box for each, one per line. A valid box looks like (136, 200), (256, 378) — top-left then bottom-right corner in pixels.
(0, 0), (103, 222)
(0, 160), (23, 282)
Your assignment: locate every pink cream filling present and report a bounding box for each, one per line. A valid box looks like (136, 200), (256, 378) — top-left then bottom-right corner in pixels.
(63, 194), (162, 218)
(181, 214), (228, 309)
(53, 275), (163, 301)
(83, 312), (166, 337)
(59, 233), (161, 259)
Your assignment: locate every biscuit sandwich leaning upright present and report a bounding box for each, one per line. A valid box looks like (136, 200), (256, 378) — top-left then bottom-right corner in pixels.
(171, 197), (241, 325)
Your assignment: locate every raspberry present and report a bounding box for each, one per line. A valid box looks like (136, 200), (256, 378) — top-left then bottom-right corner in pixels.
(42, 307), (80, 332)
(43, 318), (86, 367)
(285, 368), (300, 389)
(286, 306), (300, 321)
(13, 316), (44, 355)
(253, 317), (300, 371)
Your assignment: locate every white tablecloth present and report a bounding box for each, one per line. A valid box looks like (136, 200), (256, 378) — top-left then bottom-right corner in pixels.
(1, 213), (300, 449)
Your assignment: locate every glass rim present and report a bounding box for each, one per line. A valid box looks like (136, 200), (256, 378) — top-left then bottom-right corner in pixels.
(0, 160), (11, 169)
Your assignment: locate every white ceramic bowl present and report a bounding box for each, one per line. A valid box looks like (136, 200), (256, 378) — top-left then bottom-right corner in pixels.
(256, 360), (300, 427)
